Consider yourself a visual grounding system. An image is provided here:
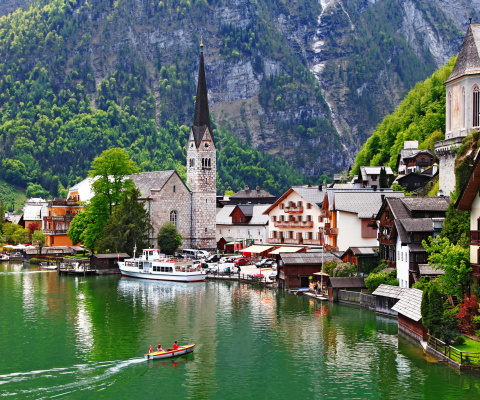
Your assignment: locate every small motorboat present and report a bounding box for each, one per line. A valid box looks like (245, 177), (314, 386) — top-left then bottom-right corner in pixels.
(145, 344), (195, 360)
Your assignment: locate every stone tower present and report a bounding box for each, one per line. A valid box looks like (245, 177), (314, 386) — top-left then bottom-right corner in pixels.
(435, 23), (480, 195)
(186, 42), (217, 250)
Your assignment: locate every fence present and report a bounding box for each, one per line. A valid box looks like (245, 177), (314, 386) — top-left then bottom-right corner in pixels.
(428, 336), (480, 366)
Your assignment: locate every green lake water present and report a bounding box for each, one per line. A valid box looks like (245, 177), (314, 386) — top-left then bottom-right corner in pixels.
(1, 262), (480, 399)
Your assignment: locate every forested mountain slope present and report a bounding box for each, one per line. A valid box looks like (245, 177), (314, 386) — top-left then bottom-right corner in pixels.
(353, 58), (455, 172)
(0, 0), (470, 199)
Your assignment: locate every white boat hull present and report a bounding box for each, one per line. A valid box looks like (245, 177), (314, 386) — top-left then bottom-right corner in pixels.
(120, 269), (205, 282)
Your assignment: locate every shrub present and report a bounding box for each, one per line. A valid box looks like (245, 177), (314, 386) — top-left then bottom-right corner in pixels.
(365, 270), (398, 292)
(332, 262), (356, 277)
(453, 336), (466, 346)
(457, 295), (480, 335)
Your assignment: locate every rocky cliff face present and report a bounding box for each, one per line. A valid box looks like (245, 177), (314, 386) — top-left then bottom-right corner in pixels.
(0, 0), (470, 178)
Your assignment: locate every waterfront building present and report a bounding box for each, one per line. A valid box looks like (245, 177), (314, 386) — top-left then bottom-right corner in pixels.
(216, 204), (269, 247)
(219, 185), (276, 206)
(321, 188), (404, 252)
(435, 23), (480, 194)
(340, 246), (379, 275)
(456, 152), (480, 292)
(20, 197), (48, 232)
(263, 185), (326, 246)
(375, 196), (450, 288)
(391, 288), (427, 342)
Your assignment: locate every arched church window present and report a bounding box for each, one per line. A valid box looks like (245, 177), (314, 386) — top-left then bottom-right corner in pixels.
(473, 85), (480, 128)
(462, 86), (466, 129)
(208, 158), (211, 167)
(170, 210), (178, 227)
(190, 159), (195, 167)
(447, 91), (452, 133)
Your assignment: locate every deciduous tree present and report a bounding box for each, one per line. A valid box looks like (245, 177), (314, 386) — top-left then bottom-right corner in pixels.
(157, 222), (182, 255)
(32, 230), (46, 255)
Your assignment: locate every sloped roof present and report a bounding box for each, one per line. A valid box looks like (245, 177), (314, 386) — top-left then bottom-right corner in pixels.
(217, 204), (269, 225)
(360, 166), (393, 181)
(230, 187), (275, 200)
(446, 24), (480, 84)
(399, 218), (434, 232)
(236, 205), (254, 217)
(386, 197), (411, 219)
(249, 205), (270, 225)
(419, 264), (445, 276)
(332, 190), (404, 218)
(280, 251), (340, 265)
(92, 253), (130, 259)
(23, 205), (42, 221)
(329, 277), (366, 289)
(408, 243), (427, 253)
(401, 196), (450, 212)
(130, 171), (176, 198)
(457, 150), (480, 210)
(68, 176), (96, 202)
(342, 246), (378, 257)
(391, 288), (423, 322)
(372, 284), (407, 299)
(263, 186), (325, 214)
(217, 205), (236, 224)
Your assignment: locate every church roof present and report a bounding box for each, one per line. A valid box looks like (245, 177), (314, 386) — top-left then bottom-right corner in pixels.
(192, 50), (212, 148)
(446, 23), (480, 84)
(129, 170), (177, 198)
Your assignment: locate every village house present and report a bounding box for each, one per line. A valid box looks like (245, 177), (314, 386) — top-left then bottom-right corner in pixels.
(216, 204), (270, 246)
(396, 140), (434, 175)
(340, 246), (379, 275)
(263, 185), (326, 246)
(20, 198), (48, 232)
(219, 185), (276, 206)
(435, 23), (480, 195)
(321, 188), (404, 252)
(395, 167), (437, 193)
(375, 196), (450, 288)
(456, 151), (480, 292)
(356, 166), (394, 188)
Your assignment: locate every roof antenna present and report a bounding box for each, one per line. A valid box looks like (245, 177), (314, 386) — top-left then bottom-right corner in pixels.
(200, 37), (204, 52)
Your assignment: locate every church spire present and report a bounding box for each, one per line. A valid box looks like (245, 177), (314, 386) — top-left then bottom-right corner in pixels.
(192, 39), (212, 148)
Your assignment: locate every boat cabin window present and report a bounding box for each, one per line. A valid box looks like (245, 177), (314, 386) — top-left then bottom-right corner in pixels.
(136, 262), (141, 269)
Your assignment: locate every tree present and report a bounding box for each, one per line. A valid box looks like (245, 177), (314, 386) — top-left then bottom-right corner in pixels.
(0, 201), (6, 232)
(422, 236), (471, 297)
(88, 148), (140, 216)
(97, 188), (152, 254)
(441, 202), (470, 248)
(456, 295), (480, 335)
(379, 167), (388, 188)
(428, 284), (444, 338)
(157, 222), (182, 255)
(364, 270), (398, 292)
(3, 223), (29, 244)
(27, 222), (41, 238)
(32, 230), (46, 255)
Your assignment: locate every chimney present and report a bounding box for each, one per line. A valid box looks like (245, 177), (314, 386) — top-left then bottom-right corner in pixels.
(319, 184), (323, 192)
(245, 185), (249, 191)
(438, 189), (444, 197)
(307, 182), (312, 187)
(256, 186), (260, 191)
(381, 194), (385, 203)
(432, 163), (438, 176)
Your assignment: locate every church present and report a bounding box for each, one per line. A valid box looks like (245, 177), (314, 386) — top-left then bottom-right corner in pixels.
(47, 44), (217, 250)
(130, 43), (217, 250)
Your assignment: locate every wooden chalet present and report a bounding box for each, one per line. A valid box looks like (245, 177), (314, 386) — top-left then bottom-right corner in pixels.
(391, 288), (427, 342)
(327, 277), (367, 302)
(341, 246), (378, 275)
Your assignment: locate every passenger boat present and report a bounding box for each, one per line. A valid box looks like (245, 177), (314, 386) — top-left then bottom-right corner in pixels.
(0, 254), (10, 261)
(118, 248), (206, 282)
(145, 344), (195, 360)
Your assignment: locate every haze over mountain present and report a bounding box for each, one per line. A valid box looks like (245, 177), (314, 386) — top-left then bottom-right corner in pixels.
(0, 0), (474, 200)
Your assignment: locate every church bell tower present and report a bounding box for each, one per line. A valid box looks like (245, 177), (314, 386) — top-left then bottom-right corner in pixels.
(186, 40), (217, 250)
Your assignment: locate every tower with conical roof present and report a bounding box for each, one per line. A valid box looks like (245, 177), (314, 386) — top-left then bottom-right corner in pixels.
(186, 40), (216, 249)
(435, 22), (480, 195)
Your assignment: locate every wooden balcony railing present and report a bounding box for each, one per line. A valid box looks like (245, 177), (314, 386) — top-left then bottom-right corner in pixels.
(44, 229), (69, 235)
(274, 220), (313, 228)
(285, 206), (303, 214)
(471, 231), (480, 245)
(325, 227), (338, 236)
(284, 238), (301, 244)
(303, 239), (322, 245)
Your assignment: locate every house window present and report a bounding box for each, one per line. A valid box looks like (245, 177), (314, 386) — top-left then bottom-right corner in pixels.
(447, 90), (452, 131)
(272, 216), (276, 222)
(240, 217), (243, 222)
(298, 201), (302, 207)
(371, 175), (377, 181)
(173, 185), (176, 193)
(219, 229), (222, 234)
(280, 203), (284, 209)
(307, 203), (311, 209)
(205, 227), (208, 232)
(473, 85), (480, 128)
(170, 210), (178, 227)
(233, 217), (237, 223)
(307, 215), (312, 222)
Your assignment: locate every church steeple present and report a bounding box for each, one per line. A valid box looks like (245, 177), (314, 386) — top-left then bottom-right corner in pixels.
(192, 39), (212, 148)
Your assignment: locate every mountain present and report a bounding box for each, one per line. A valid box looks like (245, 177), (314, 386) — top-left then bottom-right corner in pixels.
(0, 0), (472, 199)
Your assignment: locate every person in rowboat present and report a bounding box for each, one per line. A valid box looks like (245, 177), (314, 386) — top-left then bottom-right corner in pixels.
(157, 344), (163, 352)
(149, 345), (153, 353)
(172, 341), (179, 350)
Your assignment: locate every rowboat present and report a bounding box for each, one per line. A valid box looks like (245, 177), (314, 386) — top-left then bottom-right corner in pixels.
(144, 344), (195, 360)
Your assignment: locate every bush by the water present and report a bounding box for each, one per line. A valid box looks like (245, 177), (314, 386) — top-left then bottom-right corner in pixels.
(364, 270), (398, 292)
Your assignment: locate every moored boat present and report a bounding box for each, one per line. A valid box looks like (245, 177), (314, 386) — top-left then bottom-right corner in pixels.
(145, 344), (195, 360)
(0, 254), (10, 261)
(118, 248), (206, 283)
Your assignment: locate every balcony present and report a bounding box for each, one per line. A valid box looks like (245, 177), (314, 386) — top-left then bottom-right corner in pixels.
(471, 263), (480, 279)
(49, 199), (80, 207)
(325, 227), (338, 236)
(43, 215), (76, 222)
(285, 205), (303, 214)
(284, 238), (301, 244)
(303, 239), (322, 245)
(416, 160), (431, 167)
(274, 220), (313, 228)
(44, 229), (69, 235)
(471, 231), (480, 245)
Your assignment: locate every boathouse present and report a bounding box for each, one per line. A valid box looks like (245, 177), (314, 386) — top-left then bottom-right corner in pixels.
(391, 288), (427, 342)
(90, 253), (130, 271)
(371, 284), (407, 316)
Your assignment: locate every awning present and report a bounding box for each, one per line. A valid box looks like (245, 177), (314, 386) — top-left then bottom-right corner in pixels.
(270, 246), (305, 254)
(240, 245), (274, 253)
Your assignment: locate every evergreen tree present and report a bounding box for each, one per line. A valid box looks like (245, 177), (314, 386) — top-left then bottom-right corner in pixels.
(421, 286), (431, 331)
(428, 284), (444, 338)
(97, 188), (152, 254)
(379, 167), (388, 188)
(157, 222), (182, 255)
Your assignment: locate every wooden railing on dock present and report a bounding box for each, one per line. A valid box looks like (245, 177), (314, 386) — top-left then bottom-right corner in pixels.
(205, 271), (273, 285)
(428, 336), (480, 366)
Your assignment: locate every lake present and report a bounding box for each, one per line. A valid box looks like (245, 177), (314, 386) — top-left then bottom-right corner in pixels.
(0, 262), (479, 399)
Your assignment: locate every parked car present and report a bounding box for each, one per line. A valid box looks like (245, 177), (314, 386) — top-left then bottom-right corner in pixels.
(206, 254), (222, 263)
(234, 257), (250, 266)
(196, 250), (210, 258)
(268, 271), (277, 281)
(262, 259), (276, 268)
(256, 258), (274, 268)
(193, 261), (208, 269)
